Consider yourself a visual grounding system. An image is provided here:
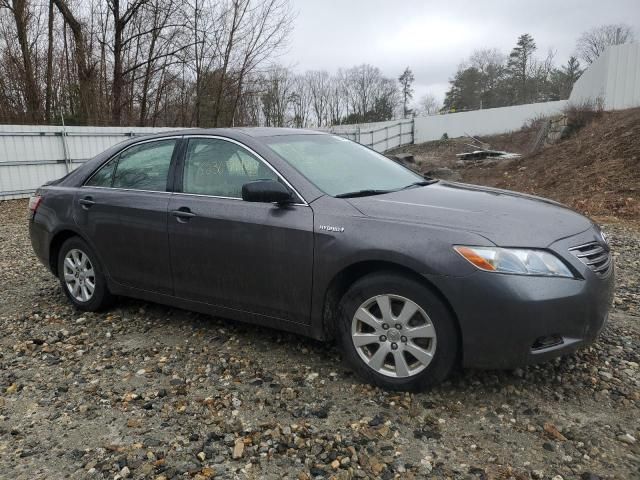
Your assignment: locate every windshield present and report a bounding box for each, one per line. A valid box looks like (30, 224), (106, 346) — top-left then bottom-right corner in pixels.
(264, 134), (426, 197)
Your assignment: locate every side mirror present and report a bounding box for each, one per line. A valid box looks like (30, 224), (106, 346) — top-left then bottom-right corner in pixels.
(242, 180), (293, 204)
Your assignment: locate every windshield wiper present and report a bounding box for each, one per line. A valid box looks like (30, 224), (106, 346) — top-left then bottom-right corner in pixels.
(335, 189), (393, 198)
(400, 179), (438, 190)
(336, 179), (439, 198)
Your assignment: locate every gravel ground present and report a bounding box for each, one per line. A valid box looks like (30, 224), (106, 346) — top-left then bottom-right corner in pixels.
(1, 199), (639, 480)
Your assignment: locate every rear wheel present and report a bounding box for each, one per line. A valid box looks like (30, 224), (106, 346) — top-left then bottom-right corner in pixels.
(337, 272), (458, 391)
(57, 237), (113, 311)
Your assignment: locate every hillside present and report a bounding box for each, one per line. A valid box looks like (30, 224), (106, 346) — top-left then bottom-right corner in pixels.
(394, 108), (640, 220)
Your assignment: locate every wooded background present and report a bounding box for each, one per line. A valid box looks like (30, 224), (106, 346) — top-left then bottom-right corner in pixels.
(0, 1), (634, 128)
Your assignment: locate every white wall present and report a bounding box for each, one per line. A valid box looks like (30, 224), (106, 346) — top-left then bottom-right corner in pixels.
(413, 100), (568, 143)
(570, 43), (640, 110)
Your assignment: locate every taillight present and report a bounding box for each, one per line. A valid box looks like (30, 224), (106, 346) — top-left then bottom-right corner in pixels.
(28, 194), (42, 218)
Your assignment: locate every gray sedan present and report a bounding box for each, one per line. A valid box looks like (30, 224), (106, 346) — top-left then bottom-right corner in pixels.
(29, 128), (614, 391)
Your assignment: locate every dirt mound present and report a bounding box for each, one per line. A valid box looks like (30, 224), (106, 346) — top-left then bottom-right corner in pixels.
(460, 108), (640, 219)
(394, 109), (639, 219)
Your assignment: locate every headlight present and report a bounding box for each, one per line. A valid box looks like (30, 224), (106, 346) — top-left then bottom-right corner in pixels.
(454, 246), (574, 278)
(594, 224), (608, 245)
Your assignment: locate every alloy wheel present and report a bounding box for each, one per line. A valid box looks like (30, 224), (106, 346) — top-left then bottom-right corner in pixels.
(351, 294), (437, 378)
(63, 248), (96, 302)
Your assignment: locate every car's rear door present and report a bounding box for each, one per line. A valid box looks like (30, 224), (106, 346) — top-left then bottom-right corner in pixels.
(167, 136), (314, 324)
(74, 137), (180, 295)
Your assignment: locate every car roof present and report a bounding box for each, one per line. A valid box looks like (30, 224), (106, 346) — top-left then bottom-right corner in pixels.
(153, 127), (326, 139)
(230, 127), (325, 137)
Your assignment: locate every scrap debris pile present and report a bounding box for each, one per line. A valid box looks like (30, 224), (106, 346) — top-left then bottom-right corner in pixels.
(455, 135), (522, 162)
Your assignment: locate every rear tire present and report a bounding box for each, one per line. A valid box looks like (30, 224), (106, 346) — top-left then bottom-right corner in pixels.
(57, 236), (113, 311)
(337, 272), (458, 391)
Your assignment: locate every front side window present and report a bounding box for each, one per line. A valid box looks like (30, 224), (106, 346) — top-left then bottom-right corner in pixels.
(183, 138), (278, 198)
(264, 134), (424, 197)
(86, 139), (176, 191)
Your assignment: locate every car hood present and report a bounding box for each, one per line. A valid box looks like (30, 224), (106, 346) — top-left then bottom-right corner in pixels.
(346, 181), (593, 247)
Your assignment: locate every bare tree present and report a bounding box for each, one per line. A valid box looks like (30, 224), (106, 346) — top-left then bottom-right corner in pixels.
(52, 0), (98, 123)
(290, 73), (310, 127)
(183, 0), (221, 126)
(135, 1), (184, 126)
(0, 0), (42, 121)
(260, 64), (292, 126)
(417, 93), (440, 116)
(230, 0), (294, 125)
(212, 0), (293, 127)
(306, 70), (329, 127)
(345, 64), (396, 121)
(467, 48), (505, 73)
(576, 23), (635, 64)
(45, 0), (54, 122)
(108, 0), (151, 125)
(327, 70), (346, 125)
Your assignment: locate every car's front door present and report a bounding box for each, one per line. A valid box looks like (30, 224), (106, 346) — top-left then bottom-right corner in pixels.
(167, 136), (314, 324)
(74, 138), (179, 294)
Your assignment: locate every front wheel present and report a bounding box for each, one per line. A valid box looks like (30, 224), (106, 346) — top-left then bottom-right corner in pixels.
(337, 273), (458, 391)
(57, 237), (113, 311)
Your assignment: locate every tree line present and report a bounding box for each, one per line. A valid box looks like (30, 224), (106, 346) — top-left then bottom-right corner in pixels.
(0, 2), (634, 129)
(0, 0), (404, 128)
(0, 0), (295, 127)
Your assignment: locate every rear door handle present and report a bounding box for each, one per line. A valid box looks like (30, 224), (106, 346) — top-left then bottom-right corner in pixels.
(79, 196), (95, 209)
(171, 207), (196, 222)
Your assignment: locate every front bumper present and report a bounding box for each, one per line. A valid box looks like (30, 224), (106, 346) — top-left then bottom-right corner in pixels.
(429, 228), (615, 369)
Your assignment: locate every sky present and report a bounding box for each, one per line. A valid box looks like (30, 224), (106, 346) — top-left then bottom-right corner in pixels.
(280, 0), (640, 106)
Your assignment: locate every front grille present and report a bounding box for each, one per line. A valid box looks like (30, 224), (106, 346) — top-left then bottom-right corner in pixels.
(569, 241), (612, 276)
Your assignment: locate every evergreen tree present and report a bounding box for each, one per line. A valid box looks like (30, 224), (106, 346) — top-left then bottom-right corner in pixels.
(507, 33), (537, 104)
(443, 67), (483, 112)
(549, 56), (584, 99)
(562, 56), (584, 88)
(398, 67), (415, 118)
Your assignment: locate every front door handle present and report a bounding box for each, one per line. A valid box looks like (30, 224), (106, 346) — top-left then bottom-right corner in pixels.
(171, 207), (196, 222)
(79, 196), (95, 209)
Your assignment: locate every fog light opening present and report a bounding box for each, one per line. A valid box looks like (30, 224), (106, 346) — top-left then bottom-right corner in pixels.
(532, 335), (564, 351)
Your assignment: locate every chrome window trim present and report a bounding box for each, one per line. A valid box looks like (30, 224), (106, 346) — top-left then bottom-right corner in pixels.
(79, 186), (307, 207)
(181, 134), (308, 206)
(82, 136), (182, 191)
(81, 185), (171, 195)
(81, 134), (309, 207)
(170, 190), (308, 207)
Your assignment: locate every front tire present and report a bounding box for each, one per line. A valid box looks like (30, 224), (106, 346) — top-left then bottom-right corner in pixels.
(337, 272), (458, 391)
(57, 237), (113, 311)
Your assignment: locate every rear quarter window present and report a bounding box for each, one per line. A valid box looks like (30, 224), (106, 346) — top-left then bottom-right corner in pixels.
(85, 139), (177, 191)
(85, 157), (117, 187)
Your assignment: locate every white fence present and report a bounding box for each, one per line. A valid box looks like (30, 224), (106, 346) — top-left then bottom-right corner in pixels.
(0, 121), (413, 200)
(324, 119), (414, 152)
(0, 125), (176, 200)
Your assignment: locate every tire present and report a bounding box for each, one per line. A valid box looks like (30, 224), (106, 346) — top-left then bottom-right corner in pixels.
(337, 272), (458, 391)
(57, 236), (113, 311)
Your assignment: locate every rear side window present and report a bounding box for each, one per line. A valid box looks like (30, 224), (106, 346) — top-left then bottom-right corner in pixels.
(86, 139), (177, 191)
(182, 138), (277, 198)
